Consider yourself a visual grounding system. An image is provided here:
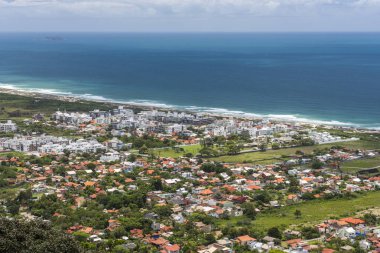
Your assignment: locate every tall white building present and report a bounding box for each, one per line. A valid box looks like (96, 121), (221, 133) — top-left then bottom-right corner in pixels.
(0, 120), (17, 132)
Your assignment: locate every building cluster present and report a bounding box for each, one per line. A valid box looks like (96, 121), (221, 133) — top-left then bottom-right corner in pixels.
(0, 120), (17, 132)
(1, 142), (379, 252)
(308, 131), (359, 144)
(0, 135), (105, 154)
(204, 119), (289, 138)
(52, 107), (212, 136)
(0, 105), (379, 252)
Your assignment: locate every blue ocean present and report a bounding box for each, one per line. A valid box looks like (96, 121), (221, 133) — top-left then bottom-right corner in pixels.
(0, 33), (379, 128)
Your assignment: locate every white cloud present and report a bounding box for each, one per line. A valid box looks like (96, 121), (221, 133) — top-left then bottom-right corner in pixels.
(0, 0), (379, 31)
(1, 0), (379, 17)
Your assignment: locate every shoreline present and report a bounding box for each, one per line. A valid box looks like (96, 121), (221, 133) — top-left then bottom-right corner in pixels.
(0, 86), (379, 131)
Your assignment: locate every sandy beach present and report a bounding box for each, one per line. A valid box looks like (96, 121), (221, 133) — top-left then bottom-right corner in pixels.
(2, 86), (379, 133)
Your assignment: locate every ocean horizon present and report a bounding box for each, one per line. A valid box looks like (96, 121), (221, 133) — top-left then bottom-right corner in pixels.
(0, 32), (380, 129)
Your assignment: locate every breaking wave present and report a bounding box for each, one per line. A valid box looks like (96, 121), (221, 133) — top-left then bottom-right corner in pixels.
(1, 82), (379, 130)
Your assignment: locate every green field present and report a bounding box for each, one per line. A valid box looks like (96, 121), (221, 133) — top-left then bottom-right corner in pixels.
(0, 93), (113, 120)
(0, 151), (26, 158)
(153, 144), (202, 158)
(218, 191), (380, 232)
(211, 141), (380, 164)
(0, 184), (27, 201)
(341, 156), (380, 173)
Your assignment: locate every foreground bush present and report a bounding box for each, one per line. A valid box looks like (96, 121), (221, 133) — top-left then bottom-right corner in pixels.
(0, 218), (82, 253)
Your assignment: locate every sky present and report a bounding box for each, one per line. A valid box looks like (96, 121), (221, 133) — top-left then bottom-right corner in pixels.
(0, 0), (380, 32)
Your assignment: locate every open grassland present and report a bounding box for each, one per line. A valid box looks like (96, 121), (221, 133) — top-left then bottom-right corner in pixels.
(341, 156), (380, 173)
(0, 93), (113, 120)
(211, 140), (380, 164)
(152, 144), (202, 158)
(217, 191), (380, 232)
(0, 151), (26, 158)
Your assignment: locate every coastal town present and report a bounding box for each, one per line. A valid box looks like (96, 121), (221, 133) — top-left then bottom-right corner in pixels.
(0, 94), (380, 253)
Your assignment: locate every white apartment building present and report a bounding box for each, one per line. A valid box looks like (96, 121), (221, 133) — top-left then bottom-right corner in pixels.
(0, 120), (17, 132)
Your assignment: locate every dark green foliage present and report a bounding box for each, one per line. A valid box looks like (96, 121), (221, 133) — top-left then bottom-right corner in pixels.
(68, 204), (110, 229)
(299, 138), (315, 146)
(200, 162), (227, 173)
(0, 218), (82, 253)
(31, 194), (64, 219)
(267, 227), (282, 239)
(301, 192), (315, 200)
(97, 191), (147, 210)
(128, 153), (137, 162)
(363, 213), (378, 225)
(204, 233), (216, 244)
(301, 227), (320, 239)
(254, 192), (271, 204)
(152, 205), (172, 217)
(0, 93), (112, 118)
(294, 209), (302, 219)
(0, 166), (17, 186)
(311, 159), (324, 170)
(241, 202), (257, 219)
(86, 163), (96, 170)
(6, 202), (20, 215)
(226, 141), (242, 155)
(199, 147), (217, 157)
(151, 178), (163, 190)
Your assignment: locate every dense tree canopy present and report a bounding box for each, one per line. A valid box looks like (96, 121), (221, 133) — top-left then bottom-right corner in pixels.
(0, 218), (82, 253)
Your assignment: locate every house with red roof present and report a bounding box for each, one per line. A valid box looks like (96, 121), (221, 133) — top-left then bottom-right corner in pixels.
(236, 235), (256, 245)
(163, 244), (180, 253)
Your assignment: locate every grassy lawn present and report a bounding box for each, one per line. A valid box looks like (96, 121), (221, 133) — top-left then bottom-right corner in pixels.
(211, 140), (380, 163)
(341, 156), (380, 173)
(153, 144), (202, 158)
(217, 191), (380, 232)
(0, 151), (26, 158)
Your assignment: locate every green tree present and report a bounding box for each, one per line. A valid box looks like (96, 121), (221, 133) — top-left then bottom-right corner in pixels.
(205, 233), (216, 244)
(226, 141), (242, 155)
(128, 153), (137, 162)
(7, 202), (20, 215)
(151, 178), (163, 191)
(254, 192), (271, 204)
(267, 227), (282, 239)
(0, 218), (82, 253)
(311, 159), (324, 170)
(72, 231), (90, 242)
(301, 227), (320, 239)
(139, 145), (148, 154)
(242, 202), (257, 219)
(86, 163), (96, 170)
(363, 213), (378, 225)
(294, 209), (302, 219)
(259, 143), (267, 151)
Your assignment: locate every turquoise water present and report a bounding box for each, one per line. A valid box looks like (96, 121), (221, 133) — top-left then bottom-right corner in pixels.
(0, 33), (379, 128)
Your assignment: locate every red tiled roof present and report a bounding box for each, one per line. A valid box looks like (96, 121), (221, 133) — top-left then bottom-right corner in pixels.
(340, 217), (365, 225)
(237, 235), (256, 243)
(164, 244), (180, 251)
(200, 189), (213, 195)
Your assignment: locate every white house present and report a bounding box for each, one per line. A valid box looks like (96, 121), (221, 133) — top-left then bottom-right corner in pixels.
(0, 120), (17, 132)
(100, 151), (120, 163)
